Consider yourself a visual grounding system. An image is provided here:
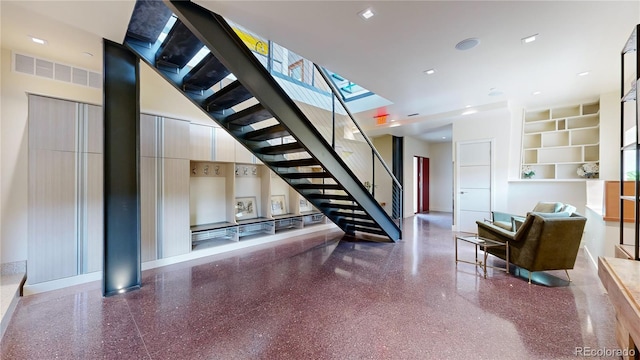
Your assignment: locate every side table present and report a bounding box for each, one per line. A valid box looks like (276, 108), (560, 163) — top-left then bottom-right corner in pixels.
(455, 234), (509, 278)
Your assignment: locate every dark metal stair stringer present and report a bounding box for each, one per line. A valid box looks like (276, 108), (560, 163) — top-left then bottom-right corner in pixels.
(163, 0), (400, 242)
(164, 0), (400, 241)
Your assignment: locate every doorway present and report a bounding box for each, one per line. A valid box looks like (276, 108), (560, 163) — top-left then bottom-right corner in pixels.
(456, 140), (493, 232)
(414, 156), (429, 213)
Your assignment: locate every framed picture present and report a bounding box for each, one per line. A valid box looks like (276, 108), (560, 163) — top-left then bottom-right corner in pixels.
(271, 195), (286, 216)
(235, 196), (257, 220)
(299, 196), (313, 212)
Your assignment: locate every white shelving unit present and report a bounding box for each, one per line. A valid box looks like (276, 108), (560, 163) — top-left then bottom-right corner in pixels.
(521, 102), (600, 180)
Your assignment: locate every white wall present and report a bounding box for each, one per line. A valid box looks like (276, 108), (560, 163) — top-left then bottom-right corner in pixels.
(452, 107), (511, 226)
(140, 63), (213, 125)
(429, 142), (453, 212)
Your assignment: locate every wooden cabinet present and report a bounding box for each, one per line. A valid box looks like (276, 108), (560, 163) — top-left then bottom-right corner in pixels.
(28, 95), (104, 283)
(162, 117), (190, 159)
(190, 124), (214, 161)
(214, 127), (235, 162)
(140, 114), (191, 259)
(521, 102), (599, 180)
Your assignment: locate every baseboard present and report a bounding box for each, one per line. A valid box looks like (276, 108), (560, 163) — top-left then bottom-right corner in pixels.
(583, 245), (599, 271)
(23, 223), (339, 296)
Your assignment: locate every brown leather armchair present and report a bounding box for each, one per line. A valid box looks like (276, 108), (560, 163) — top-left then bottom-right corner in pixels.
(476, 212), (586, 284)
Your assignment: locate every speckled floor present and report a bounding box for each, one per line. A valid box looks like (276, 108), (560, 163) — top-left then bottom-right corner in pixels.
(0, 213), (618, 359)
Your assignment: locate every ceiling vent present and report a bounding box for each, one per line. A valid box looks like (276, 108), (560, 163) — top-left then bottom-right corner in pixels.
(12, 51), (101, 89)
(455, 38), (480, 51)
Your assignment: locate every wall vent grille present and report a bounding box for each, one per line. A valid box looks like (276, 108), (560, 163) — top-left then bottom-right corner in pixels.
(12, 51), (101, 89)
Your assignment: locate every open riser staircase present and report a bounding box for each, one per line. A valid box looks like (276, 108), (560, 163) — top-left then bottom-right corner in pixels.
(124, 0), (401, 241)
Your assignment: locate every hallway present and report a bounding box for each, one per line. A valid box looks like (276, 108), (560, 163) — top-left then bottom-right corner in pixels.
(1, 213), (617, 359)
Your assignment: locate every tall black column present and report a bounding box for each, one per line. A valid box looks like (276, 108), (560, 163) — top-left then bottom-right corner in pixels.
(102, 39), (141, 296)
(392, 136), (404, 221)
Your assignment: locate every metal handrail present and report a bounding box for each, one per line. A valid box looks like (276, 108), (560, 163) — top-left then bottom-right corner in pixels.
(314, 64), (403, 190)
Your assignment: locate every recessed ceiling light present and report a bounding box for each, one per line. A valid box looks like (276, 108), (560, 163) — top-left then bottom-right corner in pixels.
(521, 33), (539, 44)
(577, 71), (590, 77)
(462, 109), (477, 116)
(532, 91), (541, 95)
(82, 52), (94, 57)
(455, 38), (480, 51)
(390, 119), (396, 122)
(465, 105), (472, 108)
(423, 69), (436, 75)
(441, 136), (446, 139)
(30, 36), (47, 45)
(359, 8), (375, 20)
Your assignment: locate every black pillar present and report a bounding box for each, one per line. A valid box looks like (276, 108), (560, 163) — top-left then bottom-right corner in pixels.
(103, 39), (141, 296)
(392, 136), (404, 220)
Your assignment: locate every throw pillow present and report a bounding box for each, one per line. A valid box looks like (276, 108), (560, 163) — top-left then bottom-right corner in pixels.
(532, 202), (563, 213)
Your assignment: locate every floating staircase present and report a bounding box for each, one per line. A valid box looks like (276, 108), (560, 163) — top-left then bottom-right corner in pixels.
(124, 0), (401, 241)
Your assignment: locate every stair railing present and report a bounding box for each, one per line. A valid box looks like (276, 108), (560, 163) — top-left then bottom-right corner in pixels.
(227, 21), (403, 230)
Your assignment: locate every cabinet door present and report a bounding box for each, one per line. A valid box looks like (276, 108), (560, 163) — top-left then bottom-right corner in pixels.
(190, 124), (213, 161)
(161, 158), (190, 257)
(141, 156), (157, 262)
(140, 114), (158, 157)
(214, 127), (235, 162)
(86, 104), (103, 154)
(84, 153), (103, 273)
(29, 95), (77, 152)
(162, 117), (190, 159)
(28, 149), (78, 284)
(235, 142), (254, 164)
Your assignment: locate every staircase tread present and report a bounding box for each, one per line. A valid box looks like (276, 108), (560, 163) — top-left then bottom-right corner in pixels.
(242, 124), (290, 141)
(183, 53), (230, 91)
(294, 183), (342, 190)
(256, 142), (305, 155)
(205, 80), (253, 111)
(306, 194), (353, 201)
(281, 172), (332, 179)
(155, 21), (204, 69)
(224, 104), (273, 126)
(269, 158), (319, 167)
(126, 0), (173, 43)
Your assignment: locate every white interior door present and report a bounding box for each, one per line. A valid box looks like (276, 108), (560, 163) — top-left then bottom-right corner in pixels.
(457, 140), (492, 232)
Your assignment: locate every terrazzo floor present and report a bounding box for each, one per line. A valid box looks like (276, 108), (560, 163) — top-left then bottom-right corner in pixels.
(0, 212), (620, 359)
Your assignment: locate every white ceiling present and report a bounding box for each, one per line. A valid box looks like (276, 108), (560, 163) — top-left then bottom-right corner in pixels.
(2, 1), (639, 143)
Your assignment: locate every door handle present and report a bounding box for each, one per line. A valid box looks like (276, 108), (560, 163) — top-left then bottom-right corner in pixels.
(460, 191), (467, 194)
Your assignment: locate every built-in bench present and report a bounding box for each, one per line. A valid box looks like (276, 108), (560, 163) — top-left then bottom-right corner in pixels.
(190, 213), (326, 249)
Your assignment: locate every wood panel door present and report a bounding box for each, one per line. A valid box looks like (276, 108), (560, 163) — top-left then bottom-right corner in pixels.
(415, 156), (429, 213)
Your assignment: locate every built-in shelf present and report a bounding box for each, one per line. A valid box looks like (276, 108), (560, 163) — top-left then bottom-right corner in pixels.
(189, 158), (325, 250)
(521, 101), (600, 180)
